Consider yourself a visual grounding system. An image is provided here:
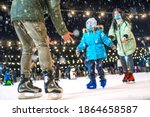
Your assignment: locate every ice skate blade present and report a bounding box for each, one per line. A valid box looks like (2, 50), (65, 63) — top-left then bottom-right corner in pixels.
(87, 86), (97, 89)
(47, 93), (62, 100)
(126, 81), (135, 84)
(18, 92), (42, 99)
(47, 88), (63, 93)
(87, 87), (97, 89)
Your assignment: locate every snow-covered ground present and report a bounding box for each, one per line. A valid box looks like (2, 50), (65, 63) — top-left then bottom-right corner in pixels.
(0, 72), (150, 100)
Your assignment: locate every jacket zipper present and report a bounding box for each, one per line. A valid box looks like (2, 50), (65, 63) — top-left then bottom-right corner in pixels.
(119, 25), (126, 56)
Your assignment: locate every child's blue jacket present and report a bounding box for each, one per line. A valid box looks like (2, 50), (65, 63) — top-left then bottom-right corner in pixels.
(77, 29), (113, 60)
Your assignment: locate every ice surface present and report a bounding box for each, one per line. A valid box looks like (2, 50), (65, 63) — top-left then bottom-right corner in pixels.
(0, 72), (150, 100)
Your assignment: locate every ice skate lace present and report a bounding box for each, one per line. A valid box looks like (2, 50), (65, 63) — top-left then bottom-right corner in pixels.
(28, 80), (40, 89)
(55, 80), (62, 89)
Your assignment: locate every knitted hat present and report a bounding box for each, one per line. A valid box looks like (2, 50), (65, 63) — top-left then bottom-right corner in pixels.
(86, 17), (97, 28)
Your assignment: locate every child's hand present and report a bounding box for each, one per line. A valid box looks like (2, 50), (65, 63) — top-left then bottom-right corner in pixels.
(110, 44), (116, 50)
(76, 49), (80, 57)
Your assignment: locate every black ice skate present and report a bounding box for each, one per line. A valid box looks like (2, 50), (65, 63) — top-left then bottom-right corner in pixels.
(18, 79), (42, 99)
(43, 71), (63, 100)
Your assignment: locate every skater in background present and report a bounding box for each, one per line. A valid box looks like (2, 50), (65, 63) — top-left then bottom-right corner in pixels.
(76, 18), (116, 89)
(10, 70), (17, 83)
(3, 67), (13, 86)
(10, 0), (73, 99)
(108, 8), (136, 83)
(145, 60), (150, 72)
(117, 59), (123, 75)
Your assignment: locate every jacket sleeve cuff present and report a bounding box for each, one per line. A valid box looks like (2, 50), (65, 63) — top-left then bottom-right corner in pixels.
(108, 35), (114, 40)
(59, 27), (68, 36)
(123, 34), (128, 39)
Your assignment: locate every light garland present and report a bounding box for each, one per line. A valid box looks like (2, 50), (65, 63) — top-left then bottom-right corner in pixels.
(61, 9), (150, 19)
(0, 4), (150, 19)
(0, 4), (150, 70)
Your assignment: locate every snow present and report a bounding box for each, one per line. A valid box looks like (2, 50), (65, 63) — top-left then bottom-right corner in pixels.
(73, 29), (80, 37)
(0, 72), (150, 100)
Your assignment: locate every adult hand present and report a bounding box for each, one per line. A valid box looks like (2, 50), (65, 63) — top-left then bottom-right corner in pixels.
(62, 32), (74, 42)
(47, 35), (51, 45)
(121, 37), (127, 43)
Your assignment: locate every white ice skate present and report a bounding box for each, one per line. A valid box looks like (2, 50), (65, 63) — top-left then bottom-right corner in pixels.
(18, 92), (42, 99)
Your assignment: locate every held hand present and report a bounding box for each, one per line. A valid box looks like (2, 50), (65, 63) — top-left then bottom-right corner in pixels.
(112, 45), (117, 50)
(110, 44), (116, 50)
(62, 32), (74, 42)
(121, 37), (127, 43)
(76, 49), (80, 57)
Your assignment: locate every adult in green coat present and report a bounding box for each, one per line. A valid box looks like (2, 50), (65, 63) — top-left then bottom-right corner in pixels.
(108, 8), (136, 83)
(10, 0), (73, 99)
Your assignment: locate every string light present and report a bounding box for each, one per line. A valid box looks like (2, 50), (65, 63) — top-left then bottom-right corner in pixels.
(85, 11), (90, 16)
(61, 9), (150, 19)
(100, 12), (105, 17)
(2, 5), (7, 10)
(141, 13), (147, 18)
(53, 41), (57, 45)
(0, 3), (149, 19)
(129, 14), (134, 19)
(0, 5), (149, 69)
(71, 10), (75, 15)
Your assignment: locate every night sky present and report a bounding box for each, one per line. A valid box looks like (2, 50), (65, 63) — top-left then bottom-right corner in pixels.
(0, 0), (150, 40)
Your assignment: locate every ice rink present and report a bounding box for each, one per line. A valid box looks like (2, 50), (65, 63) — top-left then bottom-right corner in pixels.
(0, 72), (150, 100)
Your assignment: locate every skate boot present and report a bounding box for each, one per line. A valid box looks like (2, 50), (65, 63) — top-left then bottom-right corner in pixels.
(43, 71), (63, 100)
(86, 79), (97, 89)
(122, 72), (128, 83)
(126, 72), (135, 83)
(18, 75), (42, 99)
(3, 80), (12, 86)
(100, 78), (107, 88)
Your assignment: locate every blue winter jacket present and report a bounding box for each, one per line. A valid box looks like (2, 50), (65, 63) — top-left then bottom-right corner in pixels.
(4, 71), (11, 80)
(77, 29), (113, 60)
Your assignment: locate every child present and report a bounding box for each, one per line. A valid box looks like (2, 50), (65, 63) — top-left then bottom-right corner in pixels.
(108, 8), (136, 83)
(76, 17), (116, 89)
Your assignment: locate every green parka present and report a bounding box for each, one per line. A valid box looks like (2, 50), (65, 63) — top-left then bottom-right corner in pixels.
(108, 21), (136, 56)
(10, 0), (68, 36)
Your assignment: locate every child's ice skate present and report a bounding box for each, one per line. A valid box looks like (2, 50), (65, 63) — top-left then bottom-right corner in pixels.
(126, 72), (135, 84)
(18, 79), (42, 99)
(122, 72), (128, 83)
(100, 78), (106, 88)
(44, 72), (63, 100)
(86, 79), (97, 89)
